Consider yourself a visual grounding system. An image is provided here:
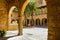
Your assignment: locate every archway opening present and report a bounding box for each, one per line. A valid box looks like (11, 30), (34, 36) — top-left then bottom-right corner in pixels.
(30, 19), (34, 27)
(23, 0), (48, 40)
(8, 6), (19, 30)
(27, 19), (30, 26)
(7, 0), (48, 39)
(42, 18), (47, 26)
(35, 19), (40, 27)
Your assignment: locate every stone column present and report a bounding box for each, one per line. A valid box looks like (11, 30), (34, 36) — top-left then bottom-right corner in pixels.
(47, 0), (60, 40)
(40, 19), (42, 26)
(18, 0), (30, 35)
(18, 2), (24, 36)
(18, 14), (23, 35)
(43, 19), (45, 26)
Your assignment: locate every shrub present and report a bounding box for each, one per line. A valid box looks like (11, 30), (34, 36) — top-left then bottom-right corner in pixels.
(0, 30), (6, 37)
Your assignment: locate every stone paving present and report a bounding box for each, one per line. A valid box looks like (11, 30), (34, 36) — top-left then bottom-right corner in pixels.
(0, 27), (48, 40)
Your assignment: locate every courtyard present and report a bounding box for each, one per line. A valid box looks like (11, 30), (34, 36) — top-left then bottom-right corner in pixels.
(0, 0), (60, 40)
(6, 27), (48, 40)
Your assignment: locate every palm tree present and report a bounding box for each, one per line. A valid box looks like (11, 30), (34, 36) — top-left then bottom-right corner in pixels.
(24, 1), (40, 27)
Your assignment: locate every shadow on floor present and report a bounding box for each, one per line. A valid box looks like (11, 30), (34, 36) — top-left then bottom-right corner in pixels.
(0, 35), (18, 40)
(39, 26), (47, 28)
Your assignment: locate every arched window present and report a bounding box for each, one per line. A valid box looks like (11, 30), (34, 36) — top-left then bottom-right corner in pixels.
(36, 19), (40, 26)
(42, 18), (47, 26)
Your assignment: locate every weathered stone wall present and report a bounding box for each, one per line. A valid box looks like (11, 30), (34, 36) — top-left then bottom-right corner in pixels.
(0, 0), (19, 30)
(0, 0), (8, 30)
(47, 0), (60, 40)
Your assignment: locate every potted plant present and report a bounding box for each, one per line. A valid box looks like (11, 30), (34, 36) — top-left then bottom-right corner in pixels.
(0, 30), (6, 37)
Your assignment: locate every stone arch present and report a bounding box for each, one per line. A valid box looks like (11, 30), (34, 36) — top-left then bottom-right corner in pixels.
(42, 18), (47, 26)
(8, 6), (19, 30)
(20, 0), (30, 16)
(18, 0), (30, 35)
(18, 0), (30, 28)
(30, 19), (34, 27)
(27, 19), (30, 25)
(35, 18), (40, 26)
(9, 6), (18, 24)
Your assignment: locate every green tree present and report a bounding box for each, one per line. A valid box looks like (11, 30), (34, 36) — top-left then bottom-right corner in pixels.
(24, 0), (40, 26)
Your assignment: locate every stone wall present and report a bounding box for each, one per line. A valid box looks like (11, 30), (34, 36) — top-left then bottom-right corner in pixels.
(0, 0), (27, 35)
(0, 0), (8, 30)
(47, 0), (60, 40)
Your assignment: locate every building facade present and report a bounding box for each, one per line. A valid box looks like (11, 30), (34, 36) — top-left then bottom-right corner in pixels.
(8, 0), (47, 30)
